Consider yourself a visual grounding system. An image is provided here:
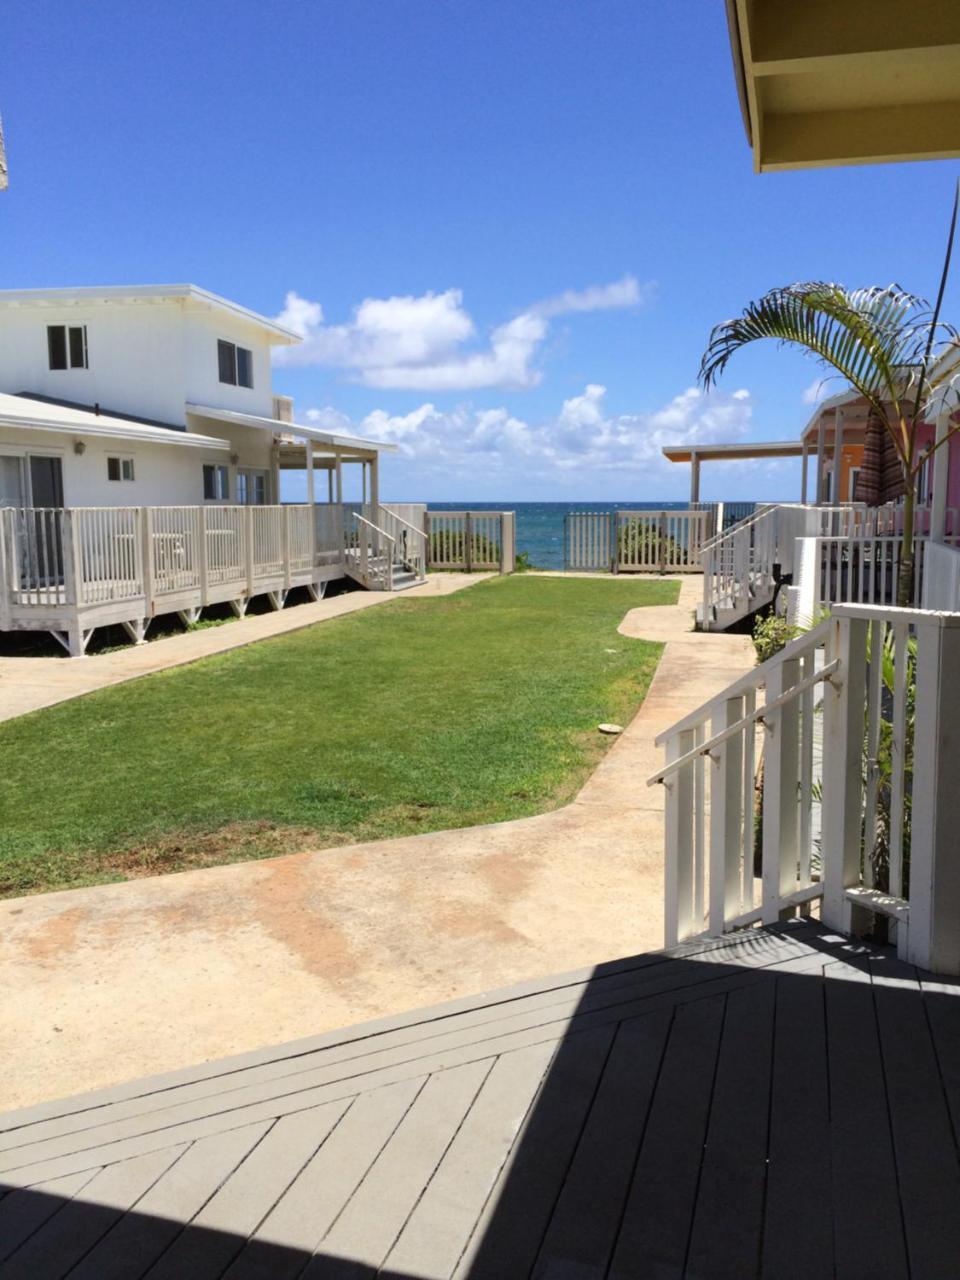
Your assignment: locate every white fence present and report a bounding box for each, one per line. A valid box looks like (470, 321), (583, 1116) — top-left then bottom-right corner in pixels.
(652, 604), (960, 975)
(564, 509), (711, 573)
(427, 511), (515, 572)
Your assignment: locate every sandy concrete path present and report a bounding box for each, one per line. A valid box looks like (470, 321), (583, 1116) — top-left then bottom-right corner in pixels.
(0, 576), (753, 1109)
(0, 572), (490, 723)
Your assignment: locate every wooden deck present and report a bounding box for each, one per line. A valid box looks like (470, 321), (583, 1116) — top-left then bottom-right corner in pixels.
(1, 921), (959, 1278)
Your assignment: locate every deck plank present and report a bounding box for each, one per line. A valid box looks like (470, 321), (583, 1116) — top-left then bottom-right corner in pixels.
(606, 993), (726, 1280)
(385, 1040), (556, 1280)
(307, 1058), (493, 1279)
(454, 1023), (617, 1280)
(530, 1007), (673, 1278)
(67, 1122), (276, 1280)
(685, 979), (775, 1280)
(223, 1078), (425, 1280)
(760, 971), (833, 1280)
(825, 962), (909, 1279)
(144, 1103), (350, 1280)
(871, 961), (960, 1278)
(0, 1145), (185, 1280)
(0, 1169), (101, 1266)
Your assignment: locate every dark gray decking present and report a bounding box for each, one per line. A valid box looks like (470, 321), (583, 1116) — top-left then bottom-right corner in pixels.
(2, 921), (960, 1278)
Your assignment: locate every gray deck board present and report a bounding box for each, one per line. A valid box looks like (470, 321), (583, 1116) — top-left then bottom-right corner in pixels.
(2, 922), (959, 1279)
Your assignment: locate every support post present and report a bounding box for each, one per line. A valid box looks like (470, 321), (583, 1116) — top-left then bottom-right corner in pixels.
(907, 616), (960, 973)
(140, 507), (154, 614)
(820, 614), (869, 933)
(815, 419), (825, 505)
(833, 408), (845, 503)
(369, 452), (379, 516)
(690, 451), (700, 504)
(664, 729), (696, 946)
(709, 697), (744, 934)
(761, 655), (800, 924)
(931, 406), (950, 544)
(801, 443), (809, 503)
(334, 449), (343, 504)
(305, 439), (315, 507)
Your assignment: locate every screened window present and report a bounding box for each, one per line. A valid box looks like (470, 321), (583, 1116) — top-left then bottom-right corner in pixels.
(218, 340), (253, 388)
(107, 456), (135, 482)
(203, 463), (230, 501)
(48, 324), (88, 370)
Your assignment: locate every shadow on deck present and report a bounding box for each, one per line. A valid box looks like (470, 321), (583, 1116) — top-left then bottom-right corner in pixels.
(1, 922), (959, 1278)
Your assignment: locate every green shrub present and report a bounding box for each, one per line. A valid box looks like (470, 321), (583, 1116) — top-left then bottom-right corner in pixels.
(752, 612), (797, 663)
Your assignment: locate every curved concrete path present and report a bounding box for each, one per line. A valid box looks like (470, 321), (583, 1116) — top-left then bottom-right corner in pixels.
(0, 576), (754, 1109)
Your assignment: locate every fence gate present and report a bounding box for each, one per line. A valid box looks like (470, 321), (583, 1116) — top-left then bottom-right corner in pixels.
(564, 511), (615, 571)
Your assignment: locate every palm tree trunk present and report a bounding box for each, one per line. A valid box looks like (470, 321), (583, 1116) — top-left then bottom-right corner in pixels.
(897, 476), (916, 607)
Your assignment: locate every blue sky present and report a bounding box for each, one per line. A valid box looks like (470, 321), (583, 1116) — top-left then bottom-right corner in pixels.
(3, 1), (959, 501)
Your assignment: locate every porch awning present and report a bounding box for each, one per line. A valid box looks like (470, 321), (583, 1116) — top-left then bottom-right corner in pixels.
(186, 404), (397, 455)
(0, 393), (231, 450)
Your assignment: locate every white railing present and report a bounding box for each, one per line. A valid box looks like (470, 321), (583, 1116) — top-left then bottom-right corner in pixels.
(428, 511), (514, 572)
(653, 604), (960, 976)
(791, 535), (926, 626)
(616, 510), (712, 572)
(378, 506), (427, 579)
(345, 511), (394, 591)
(700, 502), (786, 624)
(564, 509), (709, 573)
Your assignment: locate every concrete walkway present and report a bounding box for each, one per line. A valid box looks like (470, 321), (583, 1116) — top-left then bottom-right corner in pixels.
(0, 576), (754, 1109)
(0, 573), (490, 722)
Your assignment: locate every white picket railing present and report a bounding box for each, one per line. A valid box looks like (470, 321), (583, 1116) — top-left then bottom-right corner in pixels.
(427, 511), (514, 571)
(564, 509), (710, 573)
(379, 506), (427, 579)
(652, 604), (960, 975)
(345, 511), (394, 591)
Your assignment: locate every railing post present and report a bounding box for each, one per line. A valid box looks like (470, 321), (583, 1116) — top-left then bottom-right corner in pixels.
(906, 616), (960, 974)
(282, 505), (291, 590)
(424, 511), (432, 571)
(658, 511), (667, 574)
(709, 697), (744, 934)
(244, 507), (254, 596)
(140, 506), (154, 611)
(0, 510), (9, 632)
(761, 655), (800, 924)
(464, 513), (473, 572)
(664, 729), (696, 946)
(62, 509), (82, 607)
(820, 615), (868, 934)
(199, 507), (210, 606)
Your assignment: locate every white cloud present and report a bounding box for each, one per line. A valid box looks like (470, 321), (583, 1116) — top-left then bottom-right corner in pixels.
(802, 377), (831, 405)
(295, 384), (754, 489)
(274, 276), (649, 392)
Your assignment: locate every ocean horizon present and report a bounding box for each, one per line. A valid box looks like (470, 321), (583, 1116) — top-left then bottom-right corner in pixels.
(423, 500), (704, 570)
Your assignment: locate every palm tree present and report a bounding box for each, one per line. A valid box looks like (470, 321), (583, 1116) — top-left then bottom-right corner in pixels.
(698, 186), (960, 606)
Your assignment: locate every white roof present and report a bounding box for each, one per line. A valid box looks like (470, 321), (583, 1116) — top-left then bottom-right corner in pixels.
(186, 403), (398, 454)
(0, 284), (300, 345)
(0, 394), (231, 451)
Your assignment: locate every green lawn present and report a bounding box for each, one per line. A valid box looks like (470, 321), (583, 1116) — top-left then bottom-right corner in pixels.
(0, 575), (678, 897)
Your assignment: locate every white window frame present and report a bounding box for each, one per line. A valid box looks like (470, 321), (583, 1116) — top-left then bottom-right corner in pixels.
(218, 339), (254, 389)
(203, 463), (230, 502)
(107, 455), (136, 482)
(47, 323), (89, 370)
(237, 467), (268, 505)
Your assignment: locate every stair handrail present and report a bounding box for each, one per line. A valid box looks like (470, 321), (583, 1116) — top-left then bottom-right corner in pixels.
(351, 512), (395, 590)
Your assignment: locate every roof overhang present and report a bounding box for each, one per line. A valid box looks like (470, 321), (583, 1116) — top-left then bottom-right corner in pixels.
(0, 395), (230, 450)
(726, 0), (960, 171)
(186, 404), (398, 455)
(662, 440), (804, 463)
(0, 285), (300, 345)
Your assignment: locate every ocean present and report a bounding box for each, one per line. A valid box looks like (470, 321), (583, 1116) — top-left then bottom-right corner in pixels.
(426, 501), (700, 571)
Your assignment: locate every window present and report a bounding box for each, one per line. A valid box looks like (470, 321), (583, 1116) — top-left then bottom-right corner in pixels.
(107, 456), (135, 482)
(237, 469), (267, 505)
(48, 324), (88, 370)
(203, 463), (230, 501)
(218, 339), (253, 388)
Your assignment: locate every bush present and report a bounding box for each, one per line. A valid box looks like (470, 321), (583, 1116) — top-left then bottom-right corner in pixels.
(752, 612), (797, 663)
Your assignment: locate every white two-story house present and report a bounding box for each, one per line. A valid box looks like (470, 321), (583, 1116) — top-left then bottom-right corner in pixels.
(0, 285), (426, 655)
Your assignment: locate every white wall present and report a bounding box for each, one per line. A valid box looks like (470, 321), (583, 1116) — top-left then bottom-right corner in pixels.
(0, 297), (280, 427)
(0, 304), (188, 424)
(182, 309), (275, 419)
(0, 427), (235, 507)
